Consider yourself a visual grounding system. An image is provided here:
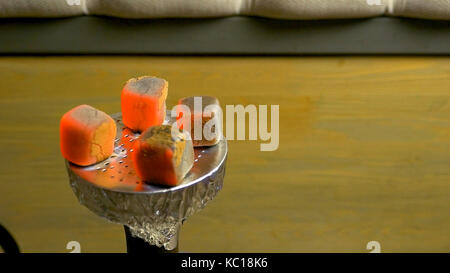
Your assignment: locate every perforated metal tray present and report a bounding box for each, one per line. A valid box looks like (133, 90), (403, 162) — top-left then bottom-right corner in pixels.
(66, 113), (227, 250)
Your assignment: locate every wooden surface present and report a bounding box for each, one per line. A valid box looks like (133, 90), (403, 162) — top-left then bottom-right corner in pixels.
(0, 56), (449, 253)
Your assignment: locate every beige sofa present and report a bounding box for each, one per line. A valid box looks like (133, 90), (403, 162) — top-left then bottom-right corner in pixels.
(0, 0), (448, 55)
(1, 0), (449, 20)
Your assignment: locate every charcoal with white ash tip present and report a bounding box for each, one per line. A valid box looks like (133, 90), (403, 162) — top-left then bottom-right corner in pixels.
(65, 112), (227, 251)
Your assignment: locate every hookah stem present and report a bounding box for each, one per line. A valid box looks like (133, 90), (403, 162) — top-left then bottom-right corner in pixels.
(124, 225), (179, 253)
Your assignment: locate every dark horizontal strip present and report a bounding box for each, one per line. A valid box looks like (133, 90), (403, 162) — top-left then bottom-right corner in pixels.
(0, 16), (448, 55)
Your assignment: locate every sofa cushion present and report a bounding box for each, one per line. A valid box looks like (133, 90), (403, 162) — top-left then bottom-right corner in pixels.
(391, 0), (450, 20)
(87, 0), (387, 19)
(86, 0), (241, 18)
(0, 0), (448, 20)
(0, 0), (85, 18)
(87, 0), (450, 20)
(243, 0), (387, 19)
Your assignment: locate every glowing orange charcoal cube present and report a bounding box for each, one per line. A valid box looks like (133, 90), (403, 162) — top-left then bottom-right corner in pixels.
(132, 125), (194, 187)
(60, 104), (116, 166)
(177, 96), (222, 147)
(121, 76), (168, 132)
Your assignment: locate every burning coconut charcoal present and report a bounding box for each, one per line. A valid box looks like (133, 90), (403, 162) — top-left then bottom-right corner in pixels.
(60, 104), (116, 166)
(177, 96), (222, 147)
(132, 125), (194, 186)
(121, 76), (168, 132)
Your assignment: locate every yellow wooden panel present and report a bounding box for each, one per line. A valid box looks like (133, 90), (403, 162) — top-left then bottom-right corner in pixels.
(0, 56), (449, 252)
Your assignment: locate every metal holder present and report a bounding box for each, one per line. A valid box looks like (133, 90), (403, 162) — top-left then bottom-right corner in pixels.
(66, 113), (227, 251)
